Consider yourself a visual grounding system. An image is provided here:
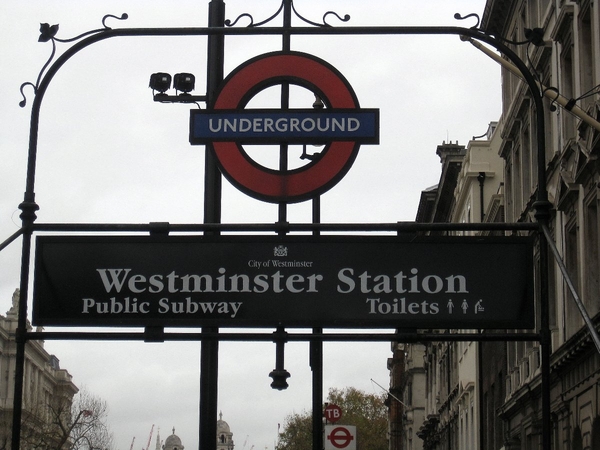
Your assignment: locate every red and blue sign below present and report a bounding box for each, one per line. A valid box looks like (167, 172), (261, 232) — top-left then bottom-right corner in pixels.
(325, 425), (356, 450)
(190, 51), (379, 203)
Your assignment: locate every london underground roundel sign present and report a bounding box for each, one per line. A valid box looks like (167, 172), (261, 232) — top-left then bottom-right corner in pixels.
(190, 51), (379, 203)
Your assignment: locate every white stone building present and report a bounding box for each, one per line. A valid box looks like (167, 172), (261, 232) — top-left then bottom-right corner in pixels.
(217, 412), (235, 450)
(402, 0), (600, 448)
(159, 428), (185, 450)
(152, 413), (234, 450)
(408, 124), (503, 450)
(0, 289), (78, 448)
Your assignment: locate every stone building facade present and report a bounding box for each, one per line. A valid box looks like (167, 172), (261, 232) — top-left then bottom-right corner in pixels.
(396, 0), (600, 448)
(408, 126), (503, 450)
(160, 428), (185, 450)
(153, 413), (234, 450)
(0, 289), (78, 448)
(217, 412), (235, 450)
(482, 0), (600, 448)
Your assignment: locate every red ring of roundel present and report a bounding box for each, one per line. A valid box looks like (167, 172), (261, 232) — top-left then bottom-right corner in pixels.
(211, 51), (361, 203)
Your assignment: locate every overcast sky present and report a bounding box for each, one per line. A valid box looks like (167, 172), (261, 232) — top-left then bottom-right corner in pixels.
(0, 1), (500, 449)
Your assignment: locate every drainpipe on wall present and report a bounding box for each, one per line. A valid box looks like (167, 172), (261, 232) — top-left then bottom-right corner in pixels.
(477, 172), (486, 222)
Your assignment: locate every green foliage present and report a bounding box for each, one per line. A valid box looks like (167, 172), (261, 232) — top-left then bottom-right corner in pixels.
(276, 387), (388, 450)
(277, 411), (313, 450)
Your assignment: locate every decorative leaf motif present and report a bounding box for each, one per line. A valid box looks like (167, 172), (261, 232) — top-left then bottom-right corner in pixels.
(39, 23), (59, 42)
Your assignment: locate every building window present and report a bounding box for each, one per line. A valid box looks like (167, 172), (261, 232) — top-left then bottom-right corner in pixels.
(539, 59), (555, 164)
(505, 154), (514, 222)
(565, 217), (581, 338)
(502, 65), (514, 118)
(522, 121), (533, 207)
(540, 0), (551, 21)
(527, 0), (540, 29)
(517, 7), (528, 61)
(558, 27), (577, 143)
(578, 4), (594, 113)
(514, 146), (523, 215)
(584, 194), (600, 317)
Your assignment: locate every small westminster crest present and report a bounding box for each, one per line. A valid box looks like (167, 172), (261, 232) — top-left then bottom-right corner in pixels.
(274, 245), (288, 257)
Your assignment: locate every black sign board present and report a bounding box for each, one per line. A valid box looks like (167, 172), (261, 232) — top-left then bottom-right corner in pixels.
(33, 235), (534, 329)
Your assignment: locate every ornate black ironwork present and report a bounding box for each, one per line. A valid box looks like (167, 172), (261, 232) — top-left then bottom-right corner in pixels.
(225, 0), (349, 28)
(6, 4), (565, 449)
(19, 13), (128, 108)
(292, 1), (350, 28)
(456, 12), (555, 109)
(453, 12), (480, 29)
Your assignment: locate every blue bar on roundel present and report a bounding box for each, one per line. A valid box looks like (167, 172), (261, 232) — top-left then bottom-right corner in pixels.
(190, 109), (379, 145)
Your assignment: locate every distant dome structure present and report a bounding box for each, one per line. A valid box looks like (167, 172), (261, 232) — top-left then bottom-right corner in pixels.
(217, 412), (234, 450)
(154, 414), (232, 450)
(163, 428), (184, 450)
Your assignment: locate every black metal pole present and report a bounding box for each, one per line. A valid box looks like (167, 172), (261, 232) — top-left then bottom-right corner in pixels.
(25, 329), (542, 343)
(311, 327), (323, 450)
(277, 0), (292, 232)
(529, 53), (552, 450)
(477, 172), (485, 222)
(200, 2), (225, 450)
(269, 327), (291, 390)
(11, 202), (36, 450)
(312, 199), (323, 450)
(538, 220), (552, 450)
(199, 326), (220, 450)
(11, 20), (44, 447)
(204, 1), (224, 225)
(532, 98), (552, 450)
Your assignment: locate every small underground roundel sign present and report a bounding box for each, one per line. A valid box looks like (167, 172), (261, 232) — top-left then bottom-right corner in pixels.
(190, 51), (379, 203)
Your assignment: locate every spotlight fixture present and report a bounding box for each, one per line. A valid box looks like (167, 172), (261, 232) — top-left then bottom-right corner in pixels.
(149, 72), (205, 104)
(173, 73), (195, 94)
(149, 72), (172, 94)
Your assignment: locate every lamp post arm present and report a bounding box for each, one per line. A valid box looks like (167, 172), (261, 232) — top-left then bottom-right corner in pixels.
(464, 37), (600, 133)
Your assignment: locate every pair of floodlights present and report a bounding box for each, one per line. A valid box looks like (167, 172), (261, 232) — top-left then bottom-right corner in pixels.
(149, 72), (206, 103)
(150, 72), (195, 94)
